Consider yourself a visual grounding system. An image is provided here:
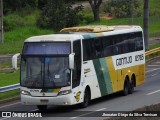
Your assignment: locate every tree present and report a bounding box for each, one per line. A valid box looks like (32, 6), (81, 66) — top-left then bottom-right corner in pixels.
(89, 0), (102, 21)
(38, 0), (49, 10)
(104, 0), (140, 18)
(143, 0), (149, 51)
(3, 0), (38, 14)
(37, 0), (83, 31)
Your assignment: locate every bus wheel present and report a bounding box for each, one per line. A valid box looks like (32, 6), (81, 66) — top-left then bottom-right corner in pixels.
(129, 77), (135, 94)
(81, 88), (90, 108)
(37, 105), (47, 111)
(122, 78), (129, 96)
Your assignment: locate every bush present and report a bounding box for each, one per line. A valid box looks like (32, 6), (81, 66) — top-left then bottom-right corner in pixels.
(38, 0), (50, 10)
(3, 0), (38, 15)
(3, 11), (38, 32)
(37, 0), (84, 31)
(3, 14), (25, 31)
(81, 13), (94, 24)
(103, 0), (141, 18)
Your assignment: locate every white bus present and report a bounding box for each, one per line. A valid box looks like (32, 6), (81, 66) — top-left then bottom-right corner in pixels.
(14, 25), (145, 110)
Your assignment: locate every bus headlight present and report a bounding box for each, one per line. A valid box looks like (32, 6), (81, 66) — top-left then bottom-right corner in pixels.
(21, 90), (31, 96)
(58, 90), (71, 96)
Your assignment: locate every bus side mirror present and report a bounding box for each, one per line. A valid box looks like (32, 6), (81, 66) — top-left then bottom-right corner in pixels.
(69, 53), (75, 70)
(12, 53), (20, 70)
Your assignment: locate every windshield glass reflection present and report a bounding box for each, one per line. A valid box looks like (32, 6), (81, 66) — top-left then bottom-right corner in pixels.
(21, 57), (70, 88)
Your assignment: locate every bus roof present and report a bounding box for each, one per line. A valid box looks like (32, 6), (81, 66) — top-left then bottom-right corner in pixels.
(25, 25), (142, 42)
(60, 25), (141, 33)
(60, 25), (115, 33)
(25, 34), (81, 42)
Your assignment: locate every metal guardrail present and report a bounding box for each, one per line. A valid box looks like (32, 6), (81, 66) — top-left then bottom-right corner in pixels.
(145, 47), (160, 56)
(145, 47), (160, 60)
(0, 48), (160, 93)
(0, 83), (20, 93)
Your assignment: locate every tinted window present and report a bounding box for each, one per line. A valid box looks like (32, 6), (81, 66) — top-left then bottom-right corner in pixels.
(23, 42), (71, 55)
(102, 36), (114, 56)
(72, 40), (81, 88)
(135, 32), (143, 51)
(128, 39), (135, 52)
(83, 39), (94, 61)
(94, 39), (102, 58)
(83, 31), (143, 60)
(83, 38), (103, 61)
(113, 35), (123, 55)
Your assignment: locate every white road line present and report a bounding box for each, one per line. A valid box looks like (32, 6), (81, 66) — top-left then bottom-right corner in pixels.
(30, 109), (39, 112)
(70, 108), (106, 119)
(151, 73), (157, 76)
(0, 102), (21, 109)
(146, 89), (160, 95)
(96, 108), (106, 111)
(146, 68), (160, 73)
(70, 111), (96, 119)
(0, 117), (11, 120)
(147, 65), (160, 67)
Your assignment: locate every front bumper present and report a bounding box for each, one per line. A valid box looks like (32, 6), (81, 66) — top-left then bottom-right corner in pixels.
(21, 94), (73, 106)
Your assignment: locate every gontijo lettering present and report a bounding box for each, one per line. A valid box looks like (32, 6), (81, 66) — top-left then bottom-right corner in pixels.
(116, 56), (132, 66)
(116, 54), (144, 66)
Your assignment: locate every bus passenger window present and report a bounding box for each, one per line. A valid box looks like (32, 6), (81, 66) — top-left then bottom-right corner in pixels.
(83, 39), (96, 60)
(135, 32), (143, 50)
(102, 36), (114, 57)
(72, 40), (81, 88)
(93, 39), (102, 58)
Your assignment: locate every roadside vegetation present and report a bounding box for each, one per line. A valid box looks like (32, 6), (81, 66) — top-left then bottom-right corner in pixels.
(0, 90), (20, 102)
(0, 70), (19, 87)
(0, 0), (160, 101)
(1, 0), (160, 55)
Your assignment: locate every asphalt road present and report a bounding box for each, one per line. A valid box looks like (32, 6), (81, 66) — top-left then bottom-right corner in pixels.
(0, 59), (160, 120)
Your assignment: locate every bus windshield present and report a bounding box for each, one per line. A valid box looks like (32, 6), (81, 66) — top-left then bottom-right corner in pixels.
(20, 42), (71, 88)
(23, 42), (71, 55)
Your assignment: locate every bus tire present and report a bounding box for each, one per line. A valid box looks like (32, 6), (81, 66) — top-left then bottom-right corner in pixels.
(81, 88), (90, 108)
(129, 76), (135, 94)
(122, 78), (129, 96)
(37, 105), (47, 111)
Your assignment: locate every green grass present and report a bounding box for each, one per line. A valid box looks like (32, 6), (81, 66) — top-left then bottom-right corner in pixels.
(149, 22), (160, 37)
(85, 15), (160, 37)
(1, 10), (54, 54)
(149, 43), (160, 50)
(4, 10), (39, 31)
(0, 90), (20, 101)
(0, 26), (53, 54)
(0, 70), (19, 87)
(149, 0), (160, 16)
(150, 0), (160, 8)
(0, 61), (12, 68)
(1, 1), (160, 55)
(81, 0), (160, 38)
(0, 61), (20, 101)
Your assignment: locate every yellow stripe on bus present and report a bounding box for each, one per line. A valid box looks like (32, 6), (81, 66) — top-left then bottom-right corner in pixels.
(105, 57), (117, 92)
(52, 88), (61, 92)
